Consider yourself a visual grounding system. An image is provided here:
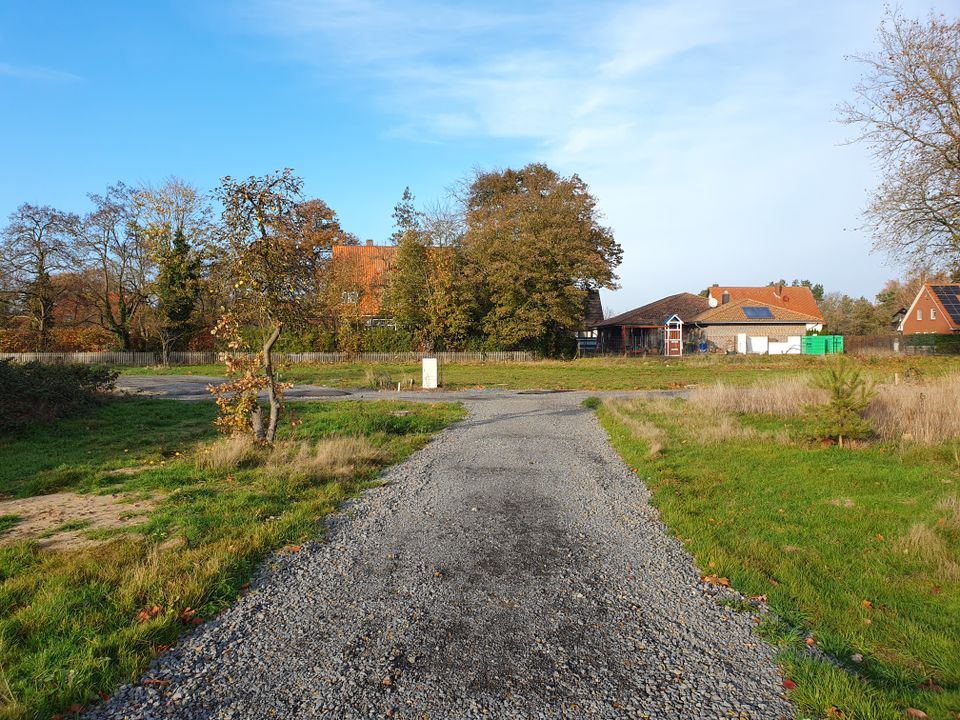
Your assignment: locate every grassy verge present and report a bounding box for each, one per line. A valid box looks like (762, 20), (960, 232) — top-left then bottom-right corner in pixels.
(0, 397), (464, 719)
(116, 355), (960, 391)
(596, 392), (960, 720)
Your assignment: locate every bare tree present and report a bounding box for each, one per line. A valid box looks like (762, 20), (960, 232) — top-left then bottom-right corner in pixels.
(0, 204), (79, 349)
(133, 178), (211, 363)
(77, 184), (153, 350)
(841, 9), (960, 271)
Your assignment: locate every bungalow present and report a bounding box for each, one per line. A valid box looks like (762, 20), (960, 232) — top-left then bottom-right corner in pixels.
(593, 285), (825, 355)
(898, 283), (960, 334)
(594, 293), (709, 354)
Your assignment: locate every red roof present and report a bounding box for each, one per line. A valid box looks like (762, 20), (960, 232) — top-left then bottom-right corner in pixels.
(331, 243), (396, 316)
(707, 285), (823, 320)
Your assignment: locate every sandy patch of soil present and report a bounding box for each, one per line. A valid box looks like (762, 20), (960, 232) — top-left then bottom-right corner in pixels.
(0, 492), (155, 550)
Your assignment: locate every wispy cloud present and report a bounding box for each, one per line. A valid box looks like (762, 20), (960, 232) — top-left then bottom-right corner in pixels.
(227, 0), (942, 301)
(0, 62), (81, 82)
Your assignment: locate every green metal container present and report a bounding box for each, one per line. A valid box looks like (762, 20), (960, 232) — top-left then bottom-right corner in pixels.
(802, 335), (844, 355)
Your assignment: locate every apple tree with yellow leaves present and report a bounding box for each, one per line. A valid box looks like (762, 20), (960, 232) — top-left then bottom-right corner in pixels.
(211, 169), (350, 442)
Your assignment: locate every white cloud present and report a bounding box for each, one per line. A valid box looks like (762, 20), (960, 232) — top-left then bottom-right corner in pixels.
(230, 0), (943, 304)
(0, 62), (81, 82)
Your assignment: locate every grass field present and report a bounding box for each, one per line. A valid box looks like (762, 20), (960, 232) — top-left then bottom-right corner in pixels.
(596, 378), (960, 720)
(0, 397), (463, 719)
(117, 354), (960, 391)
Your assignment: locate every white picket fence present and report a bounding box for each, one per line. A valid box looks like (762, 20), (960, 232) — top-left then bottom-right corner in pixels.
(0, 350), (534, 366)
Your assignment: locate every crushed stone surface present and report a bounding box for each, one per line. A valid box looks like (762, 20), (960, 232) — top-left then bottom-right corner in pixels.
(88, 392), (792, 719)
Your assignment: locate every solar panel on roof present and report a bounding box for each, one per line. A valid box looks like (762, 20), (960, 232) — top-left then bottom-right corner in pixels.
(931, 286), (960, 324)
(743, 306), (774, 319)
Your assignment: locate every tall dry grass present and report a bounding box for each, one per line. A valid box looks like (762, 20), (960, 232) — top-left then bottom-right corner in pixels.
(690, 373), (960, 445)
(867, 375), (960, 443)
(267, 437), (388, 482)
(894, 523), (960, 581)
(603, 397), (789, 451)
(195, 434), (264, 471)
(689, 376), (826, 416)
(196, 434), (388, 482)
(602, 399), (666, 456)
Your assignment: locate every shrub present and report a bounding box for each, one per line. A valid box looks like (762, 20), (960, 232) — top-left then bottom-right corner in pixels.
(0, 361), (118, 432)
(581, 396), (601, 410)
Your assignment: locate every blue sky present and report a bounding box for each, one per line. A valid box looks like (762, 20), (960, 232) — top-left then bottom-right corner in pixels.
(0, 0), (945, 313)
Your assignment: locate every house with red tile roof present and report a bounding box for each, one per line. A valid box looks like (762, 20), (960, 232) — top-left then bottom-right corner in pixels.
(706, 284), (823, 320)
(592, 285), (824, 355)
(330, 241), (396, 320)
(898, 283), (960, 334)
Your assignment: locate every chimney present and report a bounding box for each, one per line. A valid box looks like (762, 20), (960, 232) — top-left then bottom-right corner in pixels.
(721, 290), (730, 305)
(365, 239), (374, 247)
(776, 283), (783, 297)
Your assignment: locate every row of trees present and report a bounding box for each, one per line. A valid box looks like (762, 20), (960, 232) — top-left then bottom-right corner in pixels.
(0, 164), (622, 361)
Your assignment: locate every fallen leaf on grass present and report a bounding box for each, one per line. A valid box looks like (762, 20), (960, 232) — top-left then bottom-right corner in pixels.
(782, 679), (796, 690)
(142, 679), (171, 687)
(135, 605), (162, 623)
(284, 545), (302, 553)
(67, 704), (84, 713)
(905, 710), (928, 719)
(750, 594), (767, 603)
(861, 599), (873, 609)
(702, 575), (730, 587)
(805, 637), (816, 646)
(875, 533), (885, 541)
(919, 679), (943, 692)
(826, 707), (845, 718)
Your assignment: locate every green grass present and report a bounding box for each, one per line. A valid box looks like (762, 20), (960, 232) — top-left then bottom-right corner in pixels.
(116, 355), (960, 391)
(0, 517), (20, 537)
(0, 397), (464, 719)
(597, 398), (960, 720)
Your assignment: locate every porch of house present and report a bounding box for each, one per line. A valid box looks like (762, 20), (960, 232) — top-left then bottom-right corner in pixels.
(597, 325), (663, 354)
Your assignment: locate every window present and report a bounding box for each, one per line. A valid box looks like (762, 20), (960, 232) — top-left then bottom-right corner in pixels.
(930, 308), (937, 320)
(917, 308), (922, 320)
(341, 291), (359, 304)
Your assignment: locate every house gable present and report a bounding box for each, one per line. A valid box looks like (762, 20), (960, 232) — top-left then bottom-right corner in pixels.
(899, 283), (960, 334)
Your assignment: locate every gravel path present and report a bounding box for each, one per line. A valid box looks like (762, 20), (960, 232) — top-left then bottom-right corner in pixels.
(90, 392), (792, 719)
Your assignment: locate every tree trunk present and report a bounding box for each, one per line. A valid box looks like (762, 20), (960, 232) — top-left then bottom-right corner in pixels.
(262, 324), (283, 443)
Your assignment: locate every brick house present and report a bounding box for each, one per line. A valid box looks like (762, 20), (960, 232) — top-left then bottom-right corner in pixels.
(593, 285), (824, 355)
(898, 283), (960, 334)
(330, 241), (396, 322)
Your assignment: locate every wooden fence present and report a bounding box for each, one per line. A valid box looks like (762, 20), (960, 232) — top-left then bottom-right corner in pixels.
(0, 350), (535, 366)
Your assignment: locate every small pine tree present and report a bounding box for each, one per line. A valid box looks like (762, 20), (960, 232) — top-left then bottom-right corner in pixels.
(810, 360), (876, 447)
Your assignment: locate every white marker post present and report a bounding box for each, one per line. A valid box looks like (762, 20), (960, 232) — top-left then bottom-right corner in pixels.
(422, 357), (438, 390)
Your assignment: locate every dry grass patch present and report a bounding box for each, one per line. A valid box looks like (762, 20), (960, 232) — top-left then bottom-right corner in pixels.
(935, 494), (960, 532)
(689, 376), (826, 416)
(895, 523), (960, 582)
(601, 399), (666, 456)
(602, 397), (790, 450)
(195, 434), (263, 471)
(267, 437), (388, 482)
(868, 375), (960, 443)
(196, 434), (389, 484)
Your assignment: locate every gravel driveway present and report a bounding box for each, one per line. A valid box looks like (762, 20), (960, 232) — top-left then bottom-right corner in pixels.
(91, 391), (791, 719)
